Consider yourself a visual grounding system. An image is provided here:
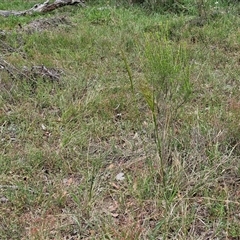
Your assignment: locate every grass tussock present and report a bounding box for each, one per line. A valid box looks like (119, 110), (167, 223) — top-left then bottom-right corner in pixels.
(0, 0), (240, 239)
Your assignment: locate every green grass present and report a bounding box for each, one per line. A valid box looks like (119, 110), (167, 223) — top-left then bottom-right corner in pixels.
(1, 0), (240, 239)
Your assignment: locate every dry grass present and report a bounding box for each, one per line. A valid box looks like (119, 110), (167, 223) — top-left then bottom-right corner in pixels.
(0, 1), (240, 239)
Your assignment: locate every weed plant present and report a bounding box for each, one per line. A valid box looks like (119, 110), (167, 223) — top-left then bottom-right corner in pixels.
(140, 31), (192, 185)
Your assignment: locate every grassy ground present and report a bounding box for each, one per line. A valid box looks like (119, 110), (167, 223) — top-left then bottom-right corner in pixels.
(1, 1), (240, 239)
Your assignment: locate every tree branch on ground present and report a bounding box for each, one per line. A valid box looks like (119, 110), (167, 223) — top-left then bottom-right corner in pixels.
(0, 0), (86, 17)
(0, 58), (64, 82)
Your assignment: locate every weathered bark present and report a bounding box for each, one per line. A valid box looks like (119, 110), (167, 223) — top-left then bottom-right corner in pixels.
(0, 0), (85, 17)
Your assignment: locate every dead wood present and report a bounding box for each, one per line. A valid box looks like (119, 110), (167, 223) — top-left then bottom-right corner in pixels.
(0, 59), (64, 82)
(0, 0), (86, 17)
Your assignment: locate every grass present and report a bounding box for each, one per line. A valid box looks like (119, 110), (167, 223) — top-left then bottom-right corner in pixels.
(1, 0), (240, 239)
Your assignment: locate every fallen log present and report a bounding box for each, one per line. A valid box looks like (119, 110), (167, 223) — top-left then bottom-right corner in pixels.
(0, 0), (86, 17)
